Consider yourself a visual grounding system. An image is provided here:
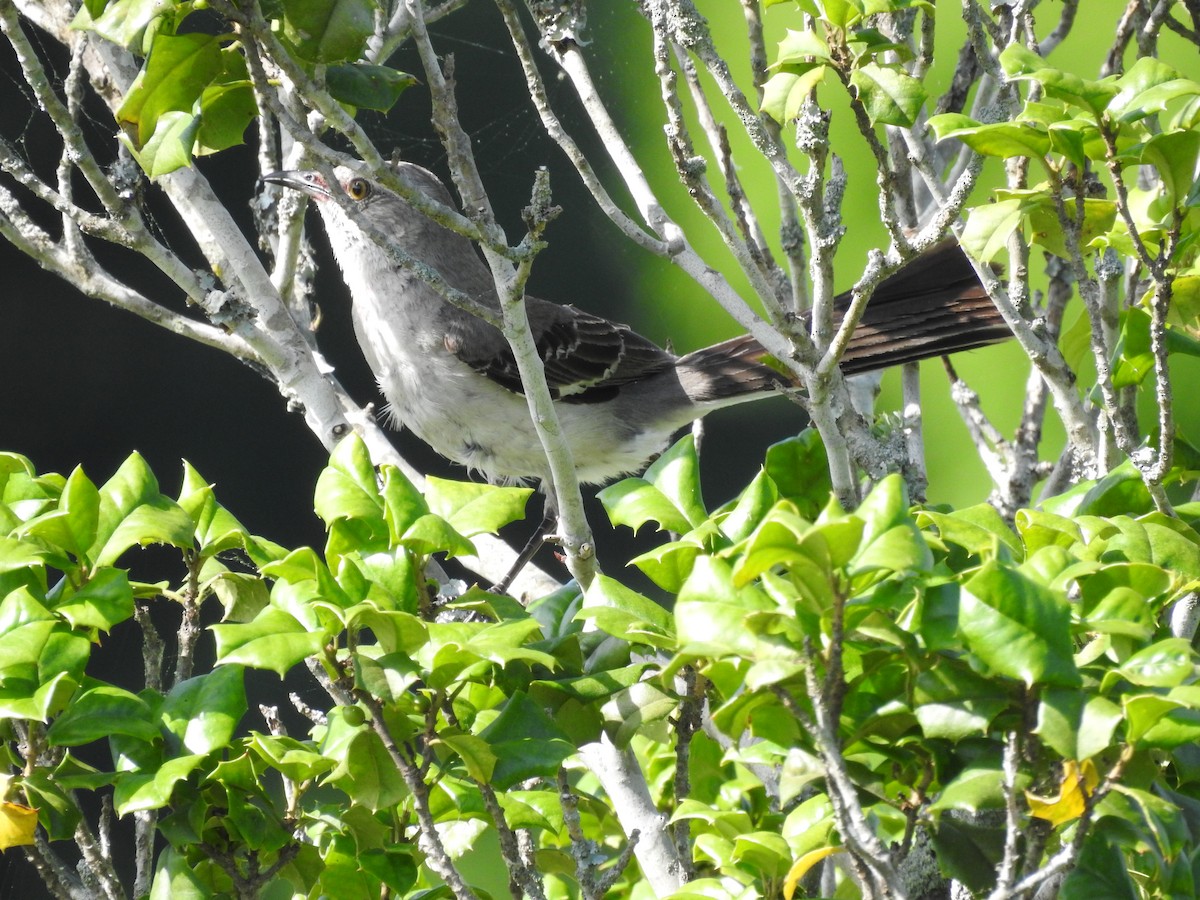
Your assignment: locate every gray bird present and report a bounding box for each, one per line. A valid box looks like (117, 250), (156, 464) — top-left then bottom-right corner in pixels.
(264, 163), (1008, 490)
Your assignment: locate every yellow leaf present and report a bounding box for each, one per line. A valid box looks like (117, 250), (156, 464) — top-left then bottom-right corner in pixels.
(783, 845), (841, 899)
(1025, 759), (1099, 827)
(0, 800), (38, 850)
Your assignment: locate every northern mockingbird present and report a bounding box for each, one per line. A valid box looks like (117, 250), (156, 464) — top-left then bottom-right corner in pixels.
(265, 162), (1008, 488)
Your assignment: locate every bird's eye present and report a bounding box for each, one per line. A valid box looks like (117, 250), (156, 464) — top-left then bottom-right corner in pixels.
(347, 178), (371, 201)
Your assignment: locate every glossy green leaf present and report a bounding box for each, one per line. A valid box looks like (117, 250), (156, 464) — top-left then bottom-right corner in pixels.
(315, 442), (383, 527)
(436, 731), (497, 783)
(380, 466), (427, 540)
(928, 113), (1051, 159)
(1036, 689), (1123, 760)
(628, 537), (703, 593)
(675, 557), (773, 659)
(1059, 832), (1138, 899)
(959, 562), (1079, 687)
(774, 28), (831, 66)
(919, 503), (1022, 559)
(280, 0), (375, 63)
(196, 78), (256, 155)
(54, 567), (134, 632)
(1108, 57), (1199, 124)
(959, 199), (1027, 263)
(47, 684), (161, 746)
(848, 62), (926, 127)
(731, 831), (791, 879)
(602, 681), (677, 746)
(529, 663), (654, 709)
(579, 574), (674, 647)
(764, 431), (831, 517)
(160, 665), (246, 755)
(250, 733), (335, 783)
(761, 65), (828, 123)
(74, 0), (172, 48)
(114, 754), (205, 815)
(94, 497), (195, 565)
(118, 33), (222, 148)
(1117, 638), (1196, 688)
(477, 692), (574, 789)
(321, 713), (407, 812)
(999, 44), (1117, 114)
(599, 477), (690, 536)
(423, 477), (532, 537)
(18, 466), (99, 561)
(326, 63), (418, 112)
(930, 761), (1013, 813)
(211, 608), (325, 677)
(913, 662), (1011, 741)
(399, 514), (475, 558)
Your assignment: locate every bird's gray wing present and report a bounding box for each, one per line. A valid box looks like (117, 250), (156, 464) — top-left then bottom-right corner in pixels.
(444, 299), (675, 403)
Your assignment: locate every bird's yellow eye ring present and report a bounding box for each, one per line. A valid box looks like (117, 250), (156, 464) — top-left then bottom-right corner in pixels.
(347, 177), (371, 201)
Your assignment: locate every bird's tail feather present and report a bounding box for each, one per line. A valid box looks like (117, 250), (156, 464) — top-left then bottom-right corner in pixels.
(678, 241), (1009, 402)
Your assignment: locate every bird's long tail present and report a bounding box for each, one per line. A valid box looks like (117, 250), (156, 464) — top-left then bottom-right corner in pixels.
(678, 241), (1009, 401)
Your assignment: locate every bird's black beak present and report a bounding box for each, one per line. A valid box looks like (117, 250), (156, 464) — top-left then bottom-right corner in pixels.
(260, 170), (332, 200)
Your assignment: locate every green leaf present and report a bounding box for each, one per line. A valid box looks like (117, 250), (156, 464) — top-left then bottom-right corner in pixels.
(1117, 638), (1195, 688)
(928, 113), (1051, 159)
(774, 28), (832, 66)
(91, 453), (194, 565)
(423, 477), (532, 537)
(18, 466), (99, 561)
(211, 608), (326, 677)
(919, 503), (1022, 559)
(913, 661), (1011, 741)
(599, 435), (705, 534)
(675, 556), (773, 659)
(380, 466), (427, 540)
(399, 515), (475, 558)
(47, 684), (161, 746)
(1108, 57), (1199, 124)
(1060, 831), (1138, 900)
(602, 681), (677, 747)
(999, 44), (1117, 115)
(114, 754), (206, 815)
(118, 33), (222, 149)
(280, 0), (375, 63)
(578, 574), (674, 647)
(960, 198), (1027, 263)
(931, 817), (1003, 893)
(1136, 130), (1200, 210)
(74, 0), (172, 48)
(196, 78), (257, 155)
(1036, 689), (1123, 761)
(160, 665), (246, 755)
(958, 562), (1080, 687)
(315, 440), (383, 527)
(764, 431), (831, 517)
(435, 731), (497, 783)
(930, 761), (1012, 813)
(56, 567), (134, 632)
(761, 65), (828, 123)
(320, 707), (408, 811)
(848, 62), (927, 127)
(326, 64), (418, 112)
(95, 497), (196, 565)
(250, 733), (335, 783)
(477, 692), (575, 790)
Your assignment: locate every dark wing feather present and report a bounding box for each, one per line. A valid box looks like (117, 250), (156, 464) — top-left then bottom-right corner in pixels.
(446, 298), (676, 403)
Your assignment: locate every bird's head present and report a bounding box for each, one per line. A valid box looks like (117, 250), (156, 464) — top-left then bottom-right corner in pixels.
(261, 162), (454, 213)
